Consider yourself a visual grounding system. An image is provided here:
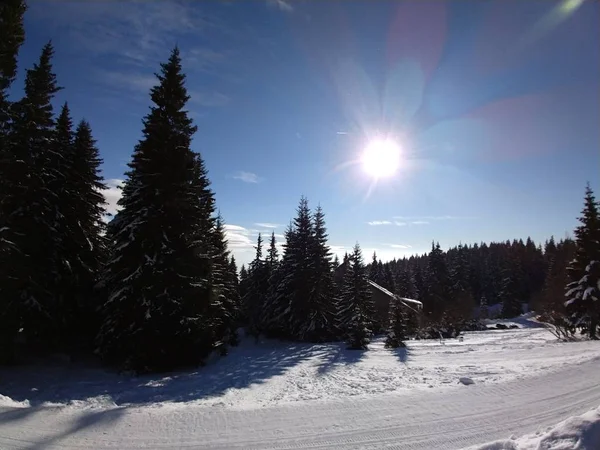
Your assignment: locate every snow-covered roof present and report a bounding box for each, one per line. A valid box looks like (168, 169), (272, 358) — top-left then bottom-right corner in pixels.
(367, 280), (423, 310)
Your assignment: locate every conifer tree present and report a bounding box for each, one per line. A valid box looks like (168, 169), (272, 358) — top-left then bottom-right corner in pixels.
(212, 215), (239, 349)
(1, 43), (62, 353)
(244, 233), (269, 339)
(0, 0), (27, 362)
(302, 205), (336, 341)
(97, 48), (222, 372)
(274, 197), (314, 339)
(565, 185), (600, 338)
(0, 0), (26, 145)
(425, 242), (450, 321)
(338, 243), (374, 350)
(385, 297), (408, 348)
(261, 231), (282, 336)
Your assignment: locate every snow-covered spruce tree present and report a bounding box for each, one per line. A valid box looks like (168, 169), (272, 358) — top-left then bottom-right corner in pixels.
(62, 119), (108, 348)
(0, 43), (63, 353)
(243, 233), (269, 339)
(260, 231), (281, 336)
(385, 297), (408, 348)
(338, 243), (374, 350)
(0, 0), (27, 362)
(425, 242), (451, 321)
(0, 0), (26, 153)
(302, 205), (336, 342)
(212, 215), (239, 350)
(274, 197), (314, 340)
(97, 48), (222, 372)
(565, 184), (600, 338)
(226, 256), (241, 329)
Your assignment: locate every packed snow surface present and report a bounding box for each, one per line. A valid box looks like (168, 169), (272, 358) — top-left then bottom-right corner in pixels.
(1, 325), (599, 449)
(468, 405), (600, 449)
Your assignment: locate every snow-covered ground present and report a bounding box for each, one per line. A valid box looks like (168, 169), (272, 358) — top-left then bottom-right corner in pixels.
(1, 324), (599, 449)
(468, 406), (600, 449)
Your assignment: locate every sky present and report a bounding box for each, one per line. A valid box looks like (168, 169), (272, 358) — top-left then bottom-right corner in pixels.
(14, 0), (600, 268)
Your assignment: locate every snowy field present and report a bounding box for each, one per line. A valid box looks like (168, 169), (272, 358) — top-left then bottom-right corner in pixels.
(1, 322), (600, 449)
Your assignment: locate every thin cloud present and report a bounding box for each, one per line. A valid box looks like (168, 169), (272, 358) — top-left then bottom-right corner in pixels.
(388, 244), (413, 249)
(367, 220), (392, 226)
(336, 131), (348, 135)
(255, 222), (281, 228)
(223, 224), (254, 250)
(411, 221), (430, 225)
(188, 90), (230, 107)
(395, 221), (407, 226)
(232, 171), (263, 183)
(393, 215), (477, 221)
(266, 0), (294, 12)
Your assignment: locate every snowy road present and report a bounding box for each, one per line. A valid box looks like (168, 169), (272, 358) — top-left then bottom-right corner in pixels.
(1, 327), (599, 449)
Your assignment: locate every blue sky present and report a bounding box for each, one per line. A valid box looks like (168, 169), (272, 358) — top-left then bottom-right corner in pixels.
(15, 0), (600, 268)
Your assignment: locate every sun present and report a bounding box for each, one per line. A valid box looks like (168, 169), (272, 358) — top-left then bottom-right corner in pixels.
(361, 139), (401, 178)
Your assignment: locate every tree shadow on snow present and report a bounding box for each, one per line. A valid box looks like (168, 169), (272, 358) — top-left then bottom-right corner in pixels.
(0, 339), (327, 408)
(25, 407), (126, 450)
(392, 345), (409, 363)
(316, 344), (367, 375)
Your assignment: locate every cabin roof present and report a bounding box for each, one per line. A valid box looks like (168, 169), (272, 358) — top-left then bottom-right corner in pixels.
(367, 280), (423, 310)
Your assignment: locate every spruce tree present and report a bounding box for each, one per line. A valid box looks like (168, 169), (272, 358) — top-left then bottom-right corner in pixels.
(244, 233), (269, 339)
(425, 242), (450, 321)
(385, 297), (408, 348)
(0, 0), (27, 362)
(565, 185), (600, 338)
(212, 215), (239, 350)
(97, 48), (222, 372)
(0, 0), (26, 143)
(303, 205), (336, 341)
(261, 231), (281, 336)
(338, 243), (374, 350)
(274, 197), (314, 339)
(1, 43), (63, 353)
(67, 119), (107, 346)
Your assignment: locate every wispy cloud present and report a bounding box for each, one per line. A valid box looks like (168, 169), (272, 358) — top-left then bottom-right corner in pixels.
(223, 224), (254, 250)
(232, 171), (263, 183)
(266, 0), (294, 12)
(189, 90), (230, 107)
(255, 222), (281, 228)
(393, 215), (477, 221)
(395, 221), (407, 226)
(387, 243), (413, 249)
(103, 179), (125, 219)
(336, 131), (348, 135)
(411, 221), (430, 225)
(367, 220), (392, 226)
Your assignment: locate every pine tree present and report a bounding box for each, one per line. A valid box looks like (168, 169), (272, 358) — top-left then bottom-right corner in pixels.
(227, 255), (241, 328)
(385, 296), (408, 348)
(97, 48), (222, 372)
(565, 185), (600, 338)
(0, 0), (27, 362)
(425, 242), (450, 321)
(0, 43), (63, 354)
(303, 205), (336, 341)
(338, 243), (374, 350)
(244, 233), (269, 339)
(0, 0), (26, 142)
(273, 197), (315, 340)
(261, 231), (282, 336)
(212, 215), (238, 350)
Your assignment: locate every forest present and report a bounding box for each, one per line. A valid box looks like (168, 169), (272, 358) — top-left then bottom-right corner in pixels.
(1, 0), (599, 374)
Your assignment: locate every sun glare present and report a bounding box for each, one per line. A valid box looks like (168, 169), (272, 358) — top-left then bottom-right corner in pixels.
(361, 139), (401, 179)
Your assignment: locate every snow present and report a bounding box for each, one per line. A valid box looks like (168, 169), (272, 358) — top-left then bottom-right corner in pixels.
(468, 406), (600, 449)
(1, 325), (600, 448)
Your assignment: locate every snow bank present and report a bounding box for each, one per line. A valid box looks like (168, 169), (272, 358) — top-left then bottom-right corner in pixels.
(467, 406), (600, 449)
(0, 394), (30, 408)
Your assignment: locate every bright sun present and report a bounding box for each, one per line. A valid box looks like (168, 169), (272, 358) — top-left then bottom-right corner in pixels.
(361, 139), (401, 178)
